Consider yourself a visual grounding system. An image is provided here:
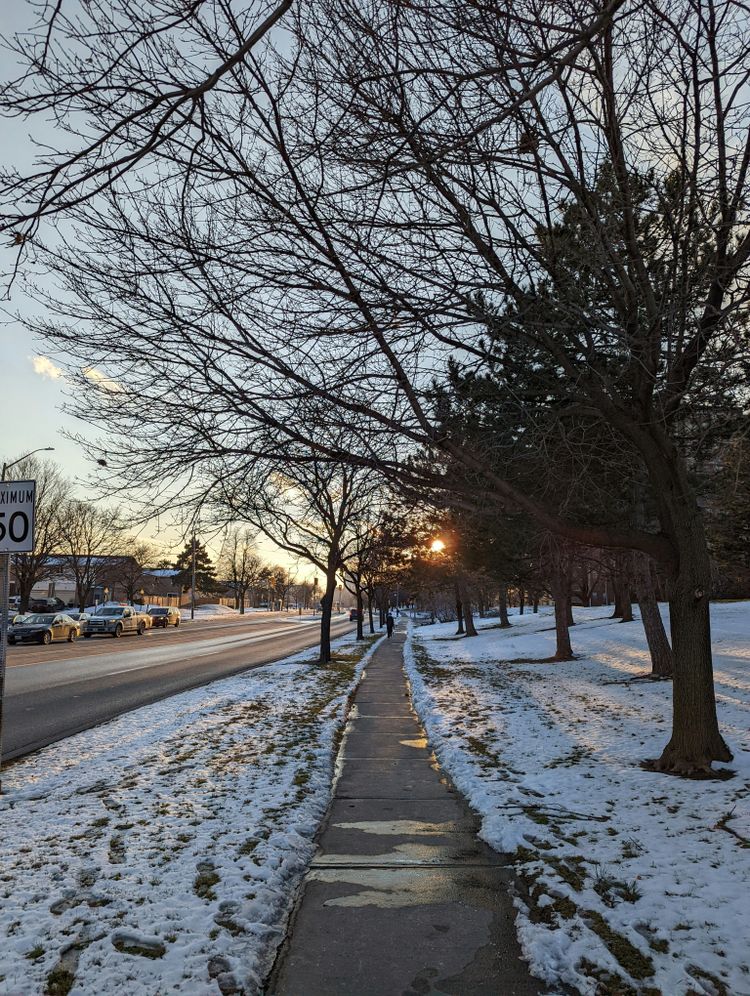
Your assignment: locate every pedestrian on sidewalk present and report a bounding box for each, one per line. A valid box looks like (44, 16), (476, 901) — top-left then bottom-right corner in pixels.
(386, 611), (395, 638)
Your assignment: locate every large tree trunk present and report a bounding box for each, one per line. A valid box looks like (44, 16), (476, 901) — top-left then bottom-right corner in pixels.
(550, 571), (573, 661)
(319, 570), (337, 663)
(498, 586), (511, 627)
(651, 542), (731, 772)
(463, 599), (478, 636)
(457, 577), (478, 637)
(633, 554), (673, 678)
(518, 589), (525, 615)
(643, 448), (732, 773)
(356, 586), (364, 641)
(455, 584), (465, 635)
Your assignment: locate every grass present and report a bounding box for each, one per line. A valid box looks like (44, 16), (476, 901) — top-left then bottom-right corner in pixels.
(584, 910), (655, 980)
(45, 967), (75, 996)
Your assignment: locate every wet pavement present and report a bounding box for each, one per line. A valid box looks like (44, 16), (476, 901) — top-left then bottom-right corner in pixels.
(268, 631), (543, 995)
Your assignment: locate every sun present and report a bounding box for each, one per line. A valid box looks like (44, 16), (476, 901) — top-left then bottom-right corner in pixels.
(430, 538), (446, 553)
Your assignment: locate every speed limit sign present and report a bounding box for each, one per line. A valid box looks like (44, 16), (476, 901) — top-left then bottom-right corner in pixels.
(0, 480), (36, 553)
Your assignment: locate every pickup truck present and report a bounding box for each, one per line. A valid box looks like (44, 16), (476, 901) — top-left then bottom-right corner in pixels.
(84, 605), (149, 638)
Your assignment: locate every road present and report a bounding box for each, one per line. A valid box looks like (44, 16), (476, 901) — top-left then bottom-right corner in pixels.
(3, 612), (353, 762)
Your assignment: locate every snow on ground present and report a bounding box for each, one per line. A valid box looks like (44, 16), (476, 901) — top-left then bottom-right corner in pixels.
(0, 631), (382, 995)
(405, 603), (750, 996)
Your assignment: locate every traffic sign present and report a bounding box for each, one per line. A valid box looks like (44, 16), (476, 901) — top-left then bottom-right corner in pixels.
(0, 480), (36, 553)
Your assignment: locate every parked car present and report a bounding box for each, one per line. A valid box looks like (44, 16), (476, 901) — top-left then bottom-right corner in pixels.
(349, 608), (361, 621)
(66, 611), (91, 635)
(147, 606), (181, 628)
(8, 612), (80, 645)
(29, 596), (67, 613)
(85, 605), (149, 638)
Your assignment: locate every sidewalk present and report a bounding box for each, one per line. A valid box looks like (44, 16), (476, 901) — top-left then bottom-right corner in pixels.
(268, 631), (543, 995)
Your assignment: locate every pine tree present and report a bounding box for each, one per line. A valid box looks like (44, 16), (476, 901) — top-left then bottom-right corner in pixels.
(173, 540), (218, 593)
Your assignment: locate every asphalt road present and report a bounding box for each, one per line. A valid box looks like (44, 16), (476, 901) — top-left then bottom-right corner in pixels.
(2, 612), (353, 762)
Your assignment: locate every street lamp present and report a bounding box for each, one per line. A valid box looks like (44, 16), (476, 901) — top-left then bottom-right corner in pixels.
(1, 447), (55, 482)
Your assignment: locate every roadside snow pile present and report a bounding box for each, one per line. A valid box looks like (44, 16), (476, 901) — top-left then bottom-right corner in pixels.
(405, 604), (750, 996)
(0, 632), (381, 995)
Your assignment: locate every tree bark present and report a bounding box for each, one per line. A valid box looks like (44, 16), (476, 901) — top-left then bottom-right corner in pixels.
(550, 572), (573, 661)
(356, 586), (364, 641)
(532, 592), (539, 613)
(633, 555), (673, 678)
(498, 586), (511, 627)
(319, 569), (337, 663)
(367, 595), (375, 634)
(642, 448), (732, 772)
(463, 598), (478, 637)
(455, 586), (465, 635)
(518, 589), (525, 615)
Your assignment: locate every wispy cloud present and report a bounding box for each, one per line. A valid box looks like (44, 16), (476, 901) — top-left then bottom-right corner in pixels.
(30, 355), (64, 380)
(82, 366), (122, 393)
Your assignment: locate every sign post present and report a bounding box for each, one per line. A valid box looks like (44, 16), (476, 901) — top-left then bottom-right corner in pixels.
(0, 479), (36, 792)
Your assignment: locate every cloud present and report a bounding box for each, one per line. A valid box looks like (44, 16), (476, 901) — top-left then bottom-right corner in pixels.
(30, 355), (64, 380)
(82, 366), (122, 393)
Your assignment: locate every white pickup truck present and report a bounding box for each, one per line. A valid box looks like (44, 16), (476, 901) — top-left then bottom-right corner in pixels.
(84, 605), (149, 638)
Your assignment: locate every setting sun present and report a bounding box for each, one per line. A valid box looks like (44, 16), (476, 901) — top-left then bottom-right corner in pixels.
(430, 539), (446, 553)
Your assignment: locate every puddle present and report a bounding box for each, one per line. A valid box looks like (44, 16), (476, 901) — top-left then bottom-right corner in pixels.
(310, 868), (494, 909)
(314, 842), (462, 866)
(334, 820), (458, 835)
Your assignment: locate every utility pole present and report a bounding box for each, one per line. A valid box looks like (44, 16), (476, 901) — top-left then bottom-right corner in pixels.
(190, 531), (197, 621)
(0, 446), (53, 793)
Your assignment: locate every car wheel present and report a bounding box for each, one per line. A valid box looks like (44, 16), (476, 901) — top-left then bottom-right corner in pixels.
(137, 623), (145, 635)
(42, 631), (52, 645)
(174, 619), (180, 628)
(68, 629), (77, 642)
(113, 624), (123, 638)
(84, 633), (92, 638)
(8, 637), (15, 645)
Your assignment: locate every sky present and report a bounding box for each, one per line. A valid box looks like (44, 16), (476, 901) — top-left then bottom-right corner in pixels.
(0, 3), (298, 571)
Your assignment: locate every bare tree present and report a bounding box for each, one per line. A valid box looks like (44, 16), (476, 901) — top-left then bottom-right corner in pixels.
(3, 0), (749, 775)
(210, 449), (381, 662)
(56, 500), (123, 610)
(217, 528), (266, 614)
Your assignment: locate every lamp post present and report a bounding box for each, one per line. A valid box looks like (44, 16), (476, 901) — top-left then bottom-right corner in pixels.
(190, 531), (197, 621)
(0, 446), (54, 793)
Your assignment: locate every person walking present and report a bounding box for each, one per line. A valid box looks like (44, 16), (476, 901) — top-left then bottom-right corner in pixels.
(386, 611), (395, 638)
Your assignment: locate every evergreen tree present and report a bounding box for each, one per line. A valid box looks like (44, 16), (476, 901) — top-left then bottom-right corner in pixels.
(173, 540), (218, 593)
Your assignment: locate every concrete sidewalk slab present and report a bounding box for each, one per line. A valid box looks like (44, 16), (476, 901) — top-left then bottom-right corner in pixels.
(267, 631), (543, 996)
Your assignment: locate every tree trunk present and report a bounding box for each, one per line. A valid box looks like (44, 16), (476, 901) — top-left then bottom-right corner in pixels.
(319, 570), (337, 663)
(532, 592), (539, 613)
(498, 586), (511, 627)
(518, 589), (525, 615)
(550, 572), (573, 661)
(641, 444), (733, 772)
(633, 555), (673, 678)
(367, 596), (375, 634)
(356, 586), (364, 641)
(19, 575), (35, 613)
(566, 600), (575, 627)
(455, 591), (465, 635)
(463, 598), (478, 637)
(611, 572), (625, 618)
(620, 582), (634, 623)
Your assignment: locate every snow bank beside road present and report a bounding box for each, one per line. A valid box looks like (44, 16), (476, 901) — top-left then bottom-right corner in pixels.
(0, 632), (381, 995)
(406, 604), (750, 995)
